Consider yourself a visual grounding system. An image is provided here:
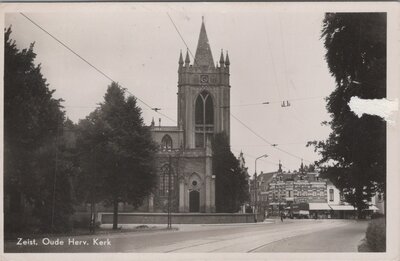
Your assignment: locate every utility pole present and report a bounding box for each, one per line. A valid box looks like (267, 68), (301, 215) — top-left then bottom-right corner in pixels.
(254, 154), (268, 222)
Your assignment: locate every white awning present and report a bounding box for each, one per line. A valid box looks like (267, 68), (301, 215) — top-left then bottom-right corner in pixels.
(329, 204), (355, 211)
(299, 210), (310, 215)
(368, 205), (379, 211)
(309, 203), (332, 210)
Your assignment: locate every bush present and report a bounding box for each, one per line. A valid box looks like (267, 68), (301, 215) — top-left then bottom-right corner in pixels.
(371, 212), (385, 219)
(73, 214), (101, 230)
(73, 215), (90, 229)
(365, 218), (386, 252)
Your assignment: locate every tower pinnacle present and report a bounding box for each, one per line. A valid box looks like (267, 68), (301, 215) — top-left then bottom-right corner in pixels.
(300, 159), (304, 173)
(185, 49), (190, 65)
(219, 49), (225, 65)
(225, 51), (230, 66)
(179, 50), (184, 65)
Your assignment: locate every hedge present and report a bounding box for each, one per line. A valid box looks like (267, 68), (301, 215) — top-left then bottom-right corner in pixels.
(365, 218), (386, 252)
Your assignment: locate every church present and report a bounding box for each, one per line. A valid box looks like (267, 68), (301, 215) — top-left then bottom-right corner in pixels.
(145, 19), (231, 213)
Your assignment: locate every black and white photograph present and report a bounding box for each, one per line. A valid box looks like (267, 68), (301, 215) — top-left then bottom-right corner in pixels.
(1, 2), (399, 259)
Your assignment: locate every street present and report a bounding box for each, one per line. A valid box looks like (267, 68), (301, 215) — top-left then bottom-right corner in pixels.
(5, 219), (368, 253)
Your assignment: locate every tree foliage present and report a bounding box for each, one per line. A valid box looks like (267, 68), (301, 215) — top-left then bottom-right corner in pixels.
(310, 13), (386, 217)
(4, 27), (74, 233)
(75, 82), (158, 229)
(212, 132), (249, 213)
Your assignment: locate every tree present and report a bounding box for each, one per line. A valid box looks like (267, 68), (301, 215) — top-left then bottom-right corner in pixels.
(212, 132), (249, 213)
(30, 138), (76, 233)
(4, 27), (74, 233)
(76, 82), (157, 229)
(309, 13), (386, 218)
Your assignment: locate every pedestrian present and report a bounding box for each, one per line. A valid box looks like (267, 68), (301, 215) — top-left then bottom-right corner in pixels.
(280, 212), (284, 222)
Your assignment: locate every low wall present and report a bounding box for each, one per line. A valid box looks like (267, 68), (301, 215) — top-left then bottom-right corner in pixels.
(98, 212), (257, 224)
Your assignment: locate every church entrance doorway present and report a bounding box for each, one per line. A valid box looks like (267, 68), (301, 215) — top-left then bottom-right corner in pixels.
(189, 190), (200, 212)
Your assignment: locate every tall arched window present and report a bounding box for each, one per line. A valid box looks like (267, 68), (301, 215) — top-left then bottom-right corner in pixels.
(195, 91), (214, 148)
(161, 134), (173, 151)
(159, 164), (175, 196)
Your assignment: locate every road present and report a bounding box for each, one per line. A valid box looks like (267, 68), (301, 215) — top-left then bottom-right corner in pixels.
(5, 219), (368, 253)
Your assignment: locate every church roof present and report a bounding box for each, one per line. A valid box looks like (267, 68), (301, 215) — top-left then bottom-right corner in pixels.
(194, 18), (215, 69)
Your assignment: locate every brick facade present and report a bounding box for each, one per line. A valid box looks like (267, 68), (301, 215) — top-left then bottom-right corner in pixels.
(250, 169), (330, 216)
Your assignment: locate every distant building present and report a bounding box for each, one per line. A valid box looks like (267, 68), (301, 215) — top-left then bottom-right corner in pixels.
(326, 182), (341, 205)
(238, 151), (250, 180)
(250, 161), (383, 219)
(371, 192), (385, 215)
(266, 165), (327, 217)
(251, 171), (275, 216)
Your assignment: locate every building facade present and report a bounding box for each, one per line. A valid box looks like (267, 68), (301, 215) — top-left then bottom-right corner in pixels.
(249, 162), (384, 219)
(266, 168), (327, 216)
(143, 19), (231, 213)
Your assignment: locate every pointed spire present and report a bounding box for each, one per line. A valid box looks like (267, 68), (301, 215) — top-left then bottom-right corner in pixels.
(194, 17), (215, 69)
(219, 49), (225, 65)
(151, 117), (155, 127)
(225, 51), (230, 66)
(185, 49), (190, 65)
(179, 50), (184, 65)
(278, 160), (282, 173)
(300, 159), (304, 173)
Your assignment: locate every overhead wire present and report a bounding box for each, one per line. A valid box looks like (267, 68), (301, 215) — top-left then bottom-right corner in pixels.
(231, 148), (288, 170)
(20, 12), (177, 124)
(264, 16), (282, 102)
(167, 12), (197, 65)
(226, 96), (324, 108)
(278, 15), (290, 100)
(230, 113), (311, 163)
(166, 13), (313, 164)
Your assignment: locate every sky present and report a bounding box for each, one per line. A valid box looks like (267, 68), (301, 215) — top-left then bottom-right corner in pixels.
(4, 4), (337, 175)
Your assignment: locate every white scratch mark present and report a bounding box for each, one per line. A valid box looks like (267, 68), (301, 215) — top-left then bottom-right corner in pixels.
(348, 96), (398, 123)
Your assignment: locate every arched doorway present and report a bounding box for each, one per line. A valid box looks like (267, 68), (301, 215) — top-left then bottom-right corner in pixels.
(189, 190), (200, 212)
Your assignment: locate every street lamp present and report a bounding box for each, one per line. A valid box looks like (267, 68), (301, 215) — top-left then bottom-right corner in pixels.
(254, 154), (268, 222)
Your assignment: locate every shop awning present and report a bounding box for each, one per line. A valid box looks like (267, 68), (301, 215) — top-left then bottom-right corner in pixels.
(329, 204), (355, 211)
(309, 203), (332, 210)
(368, 205), (379, 211)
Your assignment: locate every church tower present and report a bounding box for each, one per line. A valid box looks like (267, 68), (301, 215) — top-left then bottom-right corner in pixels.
(177, 18), (231, 149)
(149, 18), (231, 213)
